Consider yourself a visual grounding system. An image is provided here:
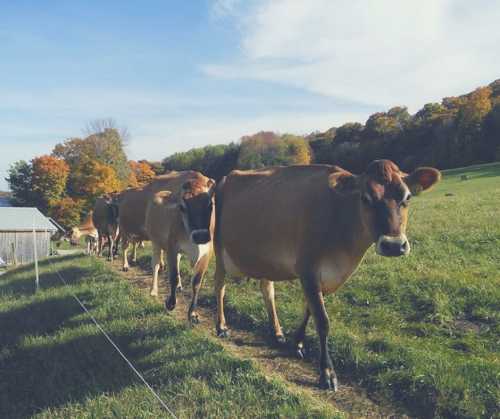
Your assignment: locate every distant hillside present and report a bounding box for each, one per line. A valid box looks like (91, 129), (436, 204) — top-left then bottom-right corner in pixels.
(160, 79), (500, 178)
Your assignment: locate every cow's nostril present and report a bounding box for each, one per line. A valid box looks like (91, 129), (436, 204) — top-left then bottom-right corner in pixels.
(401, 241), (409, 253)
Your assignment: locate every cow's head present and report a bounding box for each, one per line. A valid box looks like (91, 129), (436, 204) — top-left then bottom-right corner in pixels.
(68, 227), (81, 246)
(330, 160), (441, 257)
(153, 177), (216, 245)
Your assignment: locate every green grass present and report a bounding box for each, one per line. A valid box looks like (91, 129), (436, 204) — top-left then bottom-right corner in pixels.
(0, 255), (340, 418)
(169, 162), (499, 419)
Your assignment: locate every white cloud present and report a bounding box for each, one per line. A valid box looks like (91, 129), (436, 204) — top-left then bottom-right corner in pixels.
(206, 0), (500, 110)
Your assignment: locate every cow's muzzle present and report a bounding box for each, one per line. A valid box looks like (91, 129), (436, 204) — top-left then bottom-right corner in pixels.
(376, 234), (410, 257)
(191, 229), (211, 245)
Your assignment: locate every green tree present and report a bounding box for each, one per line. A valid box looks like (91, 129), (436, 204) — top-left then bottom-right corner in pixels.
(5, 161), (34, 207)
(53, 128), (130, 185)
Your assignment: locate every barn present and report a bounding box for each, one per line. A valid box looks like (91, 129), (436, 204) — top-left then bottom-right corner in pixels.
(0, 207), (58, 265)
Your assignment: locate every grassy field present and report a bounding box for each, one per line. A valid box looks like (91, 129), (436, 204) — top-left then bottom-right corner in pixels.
(170, 162), (498, 419)
(0, 255), (340, 418)
(2, 162), (499, 418)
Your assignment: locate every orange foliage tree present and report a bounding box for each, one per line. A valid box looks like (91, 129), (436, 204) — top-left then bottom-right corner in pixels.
(128, 160), (155, 187)
(31, 155), (69, 212)
(69, 158), (121, 209)
(49, 197), (83, 228)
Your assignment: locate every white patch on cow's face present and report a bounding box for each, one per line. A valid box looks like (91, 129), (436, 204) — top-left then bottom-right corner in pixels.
(375, 233), (410, 257)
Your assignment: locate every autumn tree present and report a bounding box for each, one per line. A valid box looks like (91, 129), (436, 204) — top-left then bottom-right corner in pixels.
(49, 197), (83, 228)
(31, 155), (69, 212)
(69, 158), (121, 209)
(53, 126), (130, 185)
(128, 160), (156, 187)
(237, 132), (311, 169)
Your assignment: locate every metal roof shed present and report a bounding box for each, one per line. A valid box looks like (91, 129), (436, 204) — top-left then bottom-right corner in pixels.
(0, 207), (57, 265)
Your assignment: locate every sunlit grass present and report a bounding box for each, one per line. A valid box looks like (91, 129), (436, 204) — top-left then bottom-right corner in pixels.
(0, 255), (340, 419)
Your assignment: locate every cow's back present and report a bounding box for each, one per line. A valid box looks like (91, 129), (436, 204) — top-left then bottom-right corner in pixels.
(217, 165), (340, 280)
(119, 187), (150, 239)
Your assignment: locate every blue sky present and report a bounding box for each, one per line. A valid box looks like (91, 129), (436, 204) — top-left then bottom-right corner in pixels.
(1, 0), (499, 189)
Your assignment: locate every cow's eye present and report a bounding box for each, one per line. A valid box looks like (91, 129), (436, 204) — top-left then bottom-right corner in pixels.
(361, 194), (373, 206)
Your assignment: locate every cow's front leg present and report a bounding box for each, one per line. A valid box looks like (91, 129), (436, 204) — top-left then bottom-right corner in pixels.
(188, 254), (209, 325)
(150, 243), (162, 297)
(294, 303), (310, 359)
(260, 279), (285, 344)
(301, 273), (338, 391)
(175, 253), (183, 290)
(165, 250), (180, 311)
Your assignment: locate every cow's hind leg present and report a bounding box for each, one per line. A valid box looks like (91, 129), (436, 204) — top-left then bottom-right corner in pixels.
(188, 254), (209, 324)
(301, 273), (338, 391)
(131, 240), (138, 265)
(165, 250), (180, 311)
(294, 303), (310, 359)
(122, 236), (130, 271)
(214, 255), (229, 337)
(260, 279), (285, 344)
(150, 243), (162, 297)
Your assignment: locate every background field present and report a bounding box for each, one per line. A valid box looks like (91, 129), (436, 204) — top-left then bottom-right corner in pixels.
(172, 162), (498, 418)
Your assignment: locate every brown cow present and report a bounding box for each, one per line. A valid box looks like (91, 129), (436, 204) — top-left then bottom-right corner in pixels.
(146, 171), (215, 323)
(213, 160), (440, 390)
(69, 213), (99, 255)
(93, 194), (120, 261)
(118, 186), (151, 271)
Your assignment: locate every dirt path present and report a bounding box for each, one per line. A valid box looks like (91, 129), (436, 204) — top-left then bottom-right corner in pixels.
(111, 260), (409, 419)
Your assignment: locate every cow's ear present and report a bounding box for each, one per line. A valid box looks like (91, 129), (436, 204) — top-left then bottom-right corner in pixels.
(404, 167), (441, 195)
(329, 171), (359, 194)
(153, 190), (173, 206)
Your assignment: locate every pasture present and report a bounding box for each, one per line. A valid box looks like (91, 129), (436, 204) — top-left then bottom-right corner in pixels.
(1, 162), (499, 418)
(0, 256), (338, 418)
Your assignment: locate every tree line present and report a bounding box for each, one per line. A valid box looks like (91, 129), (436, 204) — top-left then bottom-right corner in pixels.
(162, 79), (500, 179)
(6, 80), (500, 228)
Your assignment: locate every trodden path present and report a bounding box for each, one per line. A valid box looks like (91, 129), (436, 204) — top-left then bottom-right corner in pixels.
(110, 259), (410, 419)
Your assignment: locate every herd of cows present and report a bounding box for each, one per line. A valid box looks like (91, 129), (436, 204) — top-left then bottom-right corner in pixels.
(68, 159), (441, 391)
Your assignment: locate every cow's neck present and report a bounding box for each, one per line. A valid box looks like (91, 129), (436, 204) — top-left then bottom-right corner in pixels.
(337, 199), (374, 260)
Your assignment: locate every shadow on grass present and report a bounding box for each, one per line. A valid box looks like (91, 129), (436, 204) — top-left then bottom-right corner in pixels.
(0, 296), (187, 419)
(0, 265), (89, 297)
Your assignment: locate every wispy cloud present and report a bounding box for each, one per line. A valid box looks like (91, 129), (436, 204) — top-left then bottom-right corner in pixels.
(205, 0), (500, 110)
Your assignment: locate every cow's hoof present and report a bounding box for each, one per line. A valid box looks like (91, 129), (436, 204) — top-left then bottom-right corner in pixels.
(216, 328), (230, 338)
(123, 267), (129, 272)
(150, 289), (158, 297)
(275, 335), (286, 345)
(165, 298), (176, 311)
(189, 312), (200, 324)
(319, 370), (338, 391)
(296, 347), (306, 359)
